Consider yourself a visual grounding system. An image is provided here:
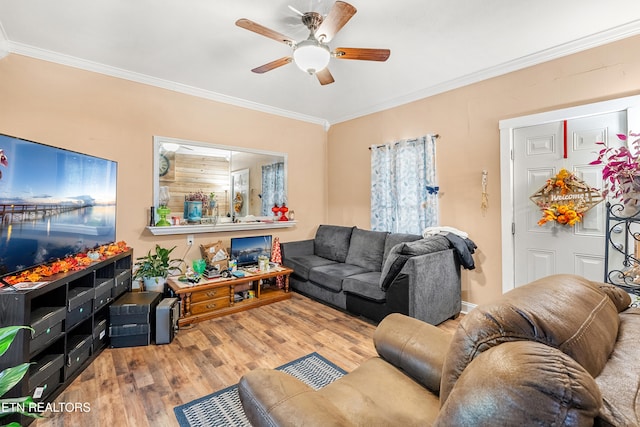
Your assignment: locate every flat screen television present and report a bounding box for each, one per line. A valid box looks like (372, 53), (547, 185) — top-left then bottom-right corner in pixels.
(230, 235), (272, 267)
(0, 133), (118, 277)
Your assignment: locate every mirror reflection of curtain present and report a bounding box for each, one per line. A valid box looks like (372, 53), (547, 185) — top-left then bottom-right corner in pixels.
(261, 162), (285, 215)
(370, 135), (438, 235)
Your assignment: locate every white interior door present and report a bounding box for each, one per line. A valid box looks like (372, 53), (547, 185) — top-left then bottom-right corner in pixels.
(513, 111), (626, 286)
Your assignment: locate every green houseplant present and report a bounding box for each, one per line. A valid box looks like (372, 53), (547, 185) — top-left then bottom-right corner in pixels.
(0, 326), (42, 426)
(133, 245), (183, 293)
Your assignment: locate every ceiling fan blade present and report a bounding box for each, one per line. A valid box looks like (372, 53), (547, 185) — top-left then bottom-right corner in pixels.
(236, 18), (295, 46)
(316, 68), (335, 85)
(251, 57), (293, 74)
(288, 5), (304, 16)
(316, 1), (357, 42)
(334, 47), (390, 61)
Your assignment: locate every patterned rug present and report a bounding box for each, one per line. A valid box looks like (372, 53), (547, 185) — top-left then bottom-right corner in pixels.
(174, 352), (347, 427)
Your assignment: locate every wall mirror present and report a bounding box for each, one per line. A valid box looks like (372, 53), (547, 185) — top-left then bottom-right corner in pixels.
(150, 136), (290, 234)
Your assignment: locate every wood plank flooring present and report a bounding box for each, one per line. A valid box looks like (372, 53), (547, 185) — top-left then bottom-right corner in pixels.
(34, 293), (460, 427)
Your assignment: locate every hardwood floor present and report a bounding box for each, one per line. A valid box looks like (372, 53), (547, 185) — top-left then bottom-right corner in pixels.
(34, 293), (460, 427)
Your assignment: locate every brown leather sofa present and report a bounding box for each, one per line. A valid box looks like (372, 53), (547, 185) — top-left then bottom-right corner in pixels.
(238, 274), (640, 426)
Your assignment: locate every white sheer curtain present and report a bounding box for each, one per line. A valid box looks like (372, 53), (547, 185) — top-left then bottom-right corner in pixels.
(261, 162), (285, 215)
(370, 135), (438, 235)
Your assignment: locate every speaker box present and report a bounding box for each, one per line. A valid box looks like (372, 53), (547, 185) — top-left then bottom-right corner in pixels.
(156, 297), (179, 344)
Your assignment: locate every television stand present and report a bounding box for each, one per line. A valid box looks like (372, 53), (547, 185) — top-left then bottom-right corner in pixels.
(166, 266), (293, 326)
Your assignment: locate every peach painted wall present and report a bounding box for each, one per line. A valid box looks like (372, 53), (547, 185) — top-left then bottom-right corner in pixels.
(328, 35), (640, 306)
(2, 35), (640, 305)
(0, 54), (328, 266)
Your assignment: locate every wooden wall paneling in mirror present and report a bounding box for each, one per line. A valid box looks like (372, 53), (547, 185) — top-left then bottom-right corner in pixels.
(160, 151), (230, 217)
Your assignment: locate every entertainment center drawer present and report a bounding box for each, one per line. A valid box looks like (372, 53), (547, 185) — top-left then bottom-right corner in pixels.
(113, 269), (132, 298)
(190, 296), (231, 314)
(190, 286), (231, 303)
(29, 353), (64, 402)
(94, 279), (114, 311)
(67, 299), (93, 329)
(68, 287), (94, 311)
(30, 307), (66, 354)
(66, 335), (93, 379)
(93, 318), (109, 351)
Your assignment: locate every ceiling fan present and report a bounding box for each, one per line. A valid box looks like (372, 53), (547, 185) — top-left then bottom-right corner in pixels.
(235, 1), (390, 85)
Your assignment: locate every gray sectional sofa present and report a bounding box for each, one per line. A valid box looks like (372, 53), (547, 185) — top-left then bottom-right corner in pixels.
(281, 225), (462, 325)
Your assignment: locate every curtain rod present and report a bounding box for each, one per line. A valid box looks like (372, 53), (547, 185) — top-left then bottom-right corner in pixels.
(368, 134), (440, 150)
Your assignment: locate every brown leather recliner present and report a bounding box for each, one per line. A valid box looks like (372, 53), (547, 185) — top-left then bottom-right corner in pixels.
(238, 274), (640, 426)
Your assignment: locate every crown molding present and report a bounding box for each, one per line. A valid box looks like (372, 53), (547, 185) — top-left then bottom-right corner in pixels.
(5, 18), (640, 129)
(7, 41), (330, 129)
(328, 19), (640, 125)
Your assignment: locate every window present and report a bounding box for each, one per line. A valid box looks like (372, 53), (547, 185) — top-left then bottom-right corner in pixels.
(370, 135), (438, 235)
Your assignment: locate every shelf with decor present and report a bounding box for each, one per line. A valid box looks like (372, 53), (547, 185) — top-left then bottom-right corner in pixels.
(0, 249), (133, 426)
(604, 202), (640, 296)
(147, 220), (297, 235)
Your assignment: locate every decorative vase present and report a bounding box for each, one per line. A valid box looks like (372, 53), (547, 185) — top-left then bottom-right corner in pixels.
(271, 237), (284, 289)
(272, 204), (280, 219)
(620, 181), (640, 217)
(192, 259), (207, 278)
(184, 201), (203, 223)
(156, 206), (171, 226)
(622, 199), (640, 217)
(278, 204), (289, 221)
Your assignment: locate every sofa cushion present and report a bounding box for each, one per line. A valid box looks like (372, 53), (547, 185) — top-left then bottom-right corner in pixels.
(345, 228), (389, 272)
(314, 225), (354, 263)
(595, 308), (640, 426)
(308, 263), (371, 292)
(380, 236), (450, 290)
(342, 272), (385, 302)
(285, 255), (337, 281)
(383, 232), (421, 264)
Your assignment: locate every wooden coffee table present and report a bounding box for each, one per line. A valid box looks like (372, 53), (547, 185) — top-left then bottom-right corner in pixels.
(166, 266), (293, 326)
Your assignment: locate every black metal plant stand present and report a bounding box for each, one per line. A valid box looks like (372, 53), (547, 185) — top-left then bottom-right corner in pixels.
(604, 201), (640, 297)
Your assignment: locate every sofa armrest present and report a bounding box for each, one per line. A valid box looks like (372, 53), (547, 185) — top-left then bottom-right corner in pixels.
(280, 239), (315, 259)
(374, 313), (452, 393)
(402, 249), (461, 325)
(238, 369), (352, 427)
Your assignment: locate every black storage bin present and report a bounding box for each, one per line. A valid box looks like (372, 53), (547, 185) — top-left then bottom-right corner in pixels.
(113, 269), (132, 298)
(93, 318), (109, 351)
(109, 292), (161, 325)
(29, 353), (64, 401)
(66, 300), (92, 329)
(65, 335), (92, 379)
(29, 307), (65, 355)
(67, 287), (94, 328)
(94, 278), (114, 311)
(109, 323), (151, 348)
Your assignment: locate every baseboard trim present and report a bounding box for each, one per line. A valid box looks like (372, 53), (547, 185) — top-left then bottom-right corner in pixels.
(461, 300), (477, 315)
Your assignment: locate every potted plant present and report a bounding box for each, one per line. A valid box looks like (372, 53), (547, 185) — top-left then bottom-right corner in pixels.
(0, 326), (43, 425)
(133, 245), (183, 293)
(591, 132), (640, 214)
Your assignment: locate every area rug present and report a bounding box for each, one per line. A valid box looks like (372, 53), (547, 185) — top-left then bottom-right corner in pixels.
(174, 352), (347, 427)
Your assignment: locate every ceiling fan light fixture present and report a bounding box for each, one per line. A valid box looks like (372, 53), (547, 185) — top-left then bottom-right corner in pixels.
(162, 142), (180, 152)
(293, 39), (330, 75)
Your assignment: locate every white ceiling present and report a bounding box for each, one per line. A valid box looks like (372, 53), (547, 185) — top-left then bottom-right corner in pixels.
(1, 1), (640, 127)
